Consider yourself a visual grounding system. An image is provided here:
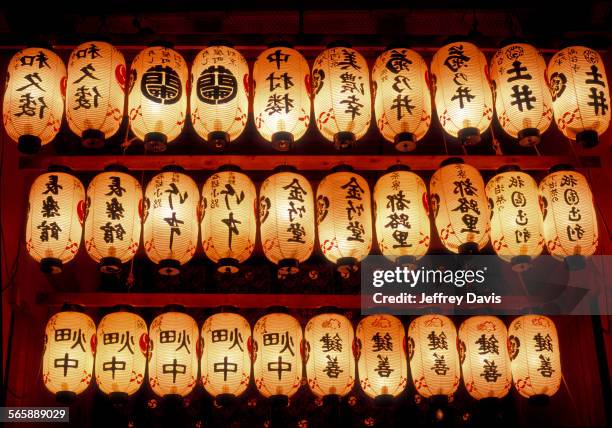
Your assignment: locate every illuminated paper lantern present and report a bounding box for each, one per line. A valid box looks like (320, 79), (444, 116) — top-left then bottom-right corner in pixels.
(373, 166), (430, 265)
(312, 45), (372, 149)
(201, 312), (252, 400)
(3, 47), (66, 153)
(491, 43), (553, 146)
(539, 167), (598, 269)
(372, 48), (432, 151)
(407, 314), (460, 398)
(148, 311), (199, 398)
(201, 168), (257, 273)
(508, 315), (561, 398)
(431, 41), (493, 145)
(95, 311), (148, 398)
(458, 316), (511, 400)
(143, 169), (199, 275)
(128, 46), (187, 152)
(316, 169), (373, 275)
(429, 159), (490, 254)
(355, 314), (407, 401)
(486, 167), (544, 269)
(253, 45), (311, 150)
(252, 312), (303, 401)
(548, 46), (611, 147)
(25, 172), (85, 273)
(42, 311), (95, 400)
(304, 313), (355, 398)
(259, 169), (315, 274)
(66, 41), (126, 148)
(84, 170), (142, 273)
(190, 45), (249, 150)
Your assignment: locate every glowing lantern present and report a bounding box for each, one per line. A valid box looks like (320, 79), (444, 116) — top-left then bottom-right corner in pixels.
(25, 171), (85, 273)
(373, 166), (430, 265)
(66, 41), (126, 148)
(259, 169), (315, 274)
(431, 41), (493, 145)
(304, 313), (355, 399)
(95, 310), (148, 399)
(148, 311), (199, 398)
(3, 47), (66, 153)
(539, 167), (598, 269)
(458, 316), (512, 400)
(201, 168), (257, 273)
(252, 312), (303, 402)
(407, 314), (460, 398)
(190, 45), (249, 150)
(548, 46), (611, 147)
(143, 168), (199, 275)
(128, 46), (187, 152)
(253, 45), (311, 150)
(429, 159), (490, 254)
(355, 314), (407, 401)
(491, 43), (553, 146)
(508, 315), (561, 398)
(42, 310), (95, 401)
(486, 167), (544, 270)
(201, 312), (252, 401)
(312, 45), (372, 149)
(84, 169), (142, 273)
(371, 48), (432, 151)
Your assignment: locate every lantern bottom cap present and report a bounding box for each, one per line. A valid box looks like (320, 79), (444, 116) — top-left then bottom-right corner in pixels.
(215, 393), (237, 407)
(40, 257), (62, 274)
(55, 391), (77, 404)
(564, 254), (586, 271)
(272, 131), (294, 151)
(17, 135), (41, 154)
(394, 132), (417, 152)
(218, 258), (240, 274)
(208, 131), (230, 151)
(333, 132), (356, 150)
(144, 132), (168, 152)
(109, 391), (129, 404)
(518, 128), (541, 147)
(158, 259), (181, 276)
(458, 127), (481, 146)
(278, 258), (300, 275)
(322, 394), (341, 405)
(269, 395), (289, 407)
(374, 394), (394, 407)
(100, 257), (123, 274)
(458, 242), (479, 255)
(527, 394), (551, 406)
(576, 130), (599, 148)
(81, 129), (105, 149)
(511, 255), (532, 272)
(163, 393), (184, 404)
(396, 255), (417, 268)
(430, 394), (450, 407)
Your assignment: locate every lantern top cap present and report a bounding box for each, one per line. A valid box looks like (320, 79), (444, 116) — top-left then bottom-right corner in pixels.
(60, 303), (86, 313)
(147, 40), (174, 49)
(215, 305), (240, 314)
(263, 305), (290, 315)
(218, 164), (242, 173)
(439, 157), (464, 168)
(110, 304), (137, 313)
(498, 37), (533, 48)
(103, 164), (129, 173)
(386, 163), (411, 173)
(330, 164), (354, 173)
(267, 40), (294, 49)
(23, 39), (54, 50)
(47, 164), (73, 174)
(315, 306), (343, 315)
(384, 42), (413, 52)
(496, 164), (521, 174)
(442, 35), (478, 46)
(161, 164), (185, 173)
(326, 41), (352, 49)
(272, 164), (298, 173)
(548, 163), (575, 174)
(161, 304), (186, 314)
(207, 39), (234, 48)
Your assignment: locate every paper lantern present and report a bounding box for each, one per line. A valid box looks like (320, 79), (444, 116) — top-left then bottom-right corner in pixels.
(42, 311), (95, 400)
(312, 45), (372, 149)
(25, 172), (85, 273)
(548, 46), (610, 147)
(458, 316), (512, 400)
(259, 169), (315, 274)
(95, 311), (148, 398)
(190, 45), (249, 150)
(201, 312), (252, 400)
(65, 41), (126, 148)
(371, 48), (432, 151)
(3, 47), (66, 153)
(252, 312), (303, 401)
(508, 315), (561, 398)
(431, 41), (493, 145)
(316, 169), (372, 274)
(304, 313), (355, 398)
(491, 43), (553, 146)
(84, 170), (142, 273)
(128, 46), (187, 152)
(429, 159), (490, 254)
(407, 314), (460, 398)
(148, 311), (199, 398)
(253, 46), (311, 150)
(373, 166), (430, 265)
(539, 167), (598, 269)
(486, 167), (544, 269)
(201, 168), (257, 273)
(143, 169), (199, 275)
(355, 314), (407, 401)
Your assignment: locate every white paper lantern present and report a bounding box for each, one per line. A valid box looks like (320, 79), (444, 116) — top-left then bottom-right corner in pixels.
(259, 169), (315, 274)
(65, 41), (126, 148)
(3, 47), (66, 153)
(548, 46), (610, 147)
(25, 172), (85, 273)
(491, 43), (553, 146)
(190, 45), (249, 150)
(431, 41), (493, 145)
(312, 45), (372, 149)
(372, 48), (432, 151)
(128, 46), (188, 152)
